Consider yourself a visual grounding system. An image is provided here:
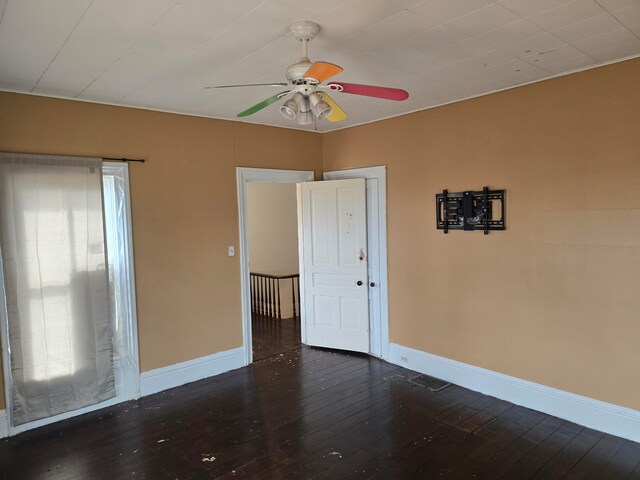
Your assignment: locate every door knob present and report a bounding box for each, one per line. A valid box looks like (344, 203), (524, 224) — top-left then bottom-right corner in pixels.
(370, 282), (376, 287)
(356, 280), (363, 286)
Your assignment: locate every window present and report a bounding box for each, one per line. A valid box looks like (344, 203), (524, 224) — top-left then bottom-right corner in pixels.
(0, 157), (139, 434)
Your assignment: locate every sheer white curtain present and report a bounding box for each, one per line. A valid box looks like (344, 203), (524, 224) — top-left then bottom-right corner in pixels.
(0, 152), (115, 426)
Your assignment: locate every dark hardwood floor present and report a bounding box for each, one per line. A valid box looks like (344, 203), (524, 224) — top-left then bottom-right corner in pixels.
(251, 314), (301, 362)
(1, 346), (639, 479)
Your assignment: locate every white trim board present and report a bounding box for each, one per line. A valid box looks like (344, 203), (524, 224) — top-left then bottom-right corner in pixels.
(140, 347), (244, 397)
(388, 343), (640, 443)
(236, 167), (315, 365)
(323, 166), (390, 360)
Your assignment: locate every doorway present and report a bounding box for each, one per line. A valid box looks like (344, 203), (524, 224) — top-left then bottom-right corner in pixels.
(236, 168), (314, 365)
(236, 166), (389, 364)
(246, 182), (302, 361)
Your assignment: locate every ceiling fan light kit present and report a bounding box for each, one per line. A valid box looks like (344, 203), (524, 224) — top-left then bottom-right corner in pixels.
(208, 21), (409, 126)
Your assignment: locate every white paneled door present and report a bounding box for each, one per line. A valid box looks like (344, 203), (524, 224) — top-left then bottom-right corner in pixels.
(299, 179), (369, 353)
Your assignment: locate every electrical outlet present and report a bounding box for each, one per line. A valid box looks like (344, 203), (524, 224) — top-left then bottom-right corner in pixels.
(401, 356), (408, 363)
(228, 245), (235, 257)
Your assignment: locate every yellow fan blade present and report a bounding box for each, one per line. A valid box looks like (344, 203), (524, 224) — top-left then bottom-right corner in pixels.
(318, 91), (347, 122)
(303, 61), (343, 83)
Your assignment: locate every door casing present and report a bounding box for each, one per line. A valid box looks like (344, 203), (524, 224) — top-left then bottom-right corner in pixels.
(236, 167), (314, 366)
(236, 166), (390, 364)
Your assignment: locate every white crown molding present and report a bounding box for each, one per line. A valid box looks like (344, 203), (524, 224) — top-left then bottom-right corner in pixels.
(319, 53), (640, 133)
(388, 343), (640, 443)
(2, 54), (638, 135)
(140, 347), (244, 397)
(0, 88), (321, 134)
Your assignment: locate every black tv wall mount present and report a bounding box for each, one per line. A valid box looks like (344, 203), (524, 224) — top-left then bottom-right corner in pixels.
(436, 187), (505, 234)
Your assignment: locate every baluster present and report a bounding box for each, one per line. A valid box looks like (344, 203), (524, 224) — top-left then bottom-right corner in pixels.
(253, 275), (257, 314)
(266, 277), (271, 317)
(268, 278), (273, 318)
(259, 276), (264, 316)
(264, 277), (268, 317)
(250, 275), (254, 313)
(263, 276), (267, 316)
(263, 277), (267, 317)
(276, 278), (281, 320)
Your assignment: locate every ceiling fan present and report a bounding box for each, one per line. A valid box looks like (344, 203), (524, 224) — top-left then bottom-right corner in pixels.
(206, 21), (409, 125)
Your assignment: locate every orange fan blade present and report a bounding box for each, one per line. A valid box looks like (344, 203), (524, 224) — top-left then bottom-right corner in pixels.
(304, 61), (343, 84)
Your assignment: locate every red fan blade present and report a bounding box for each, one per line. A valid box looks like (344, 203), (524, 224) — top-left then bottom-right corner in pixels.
(326, 82), (409, 101)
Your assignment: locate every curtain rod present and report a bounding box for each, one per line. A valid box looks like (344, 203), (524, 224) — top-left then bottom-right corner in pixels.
(102, 157), (145, 163)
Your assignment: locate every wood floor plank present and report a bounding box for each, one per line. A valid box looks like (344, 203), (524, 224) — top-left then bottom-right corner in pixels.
(496, 420), (584, 479)
(441, 406), (550, 479)
(468, 414), (566, 478)
(530, 427), (604, 479)
(564, 434), (628, 479)
(593, 440), (640, 480)
(251, 315), (301, 362)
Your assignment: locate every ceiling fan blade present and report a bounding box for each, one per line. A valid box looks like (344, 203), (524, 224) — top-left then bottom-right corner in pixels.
(327, 82), (409, 101)
(318, 92), (347, 122)
(304, 61), (343, 83)
(237, 91), (291, 117)
(205, 82), (288, 89)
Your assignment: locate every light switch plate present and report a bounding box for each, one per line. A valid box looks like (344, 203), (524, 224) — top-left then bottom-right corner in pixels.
(228, 245), (235, 257)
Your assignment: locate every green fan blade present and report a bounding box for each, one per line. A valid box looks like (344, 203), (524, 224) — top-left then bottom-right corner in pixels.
(237, 91), (291, 117)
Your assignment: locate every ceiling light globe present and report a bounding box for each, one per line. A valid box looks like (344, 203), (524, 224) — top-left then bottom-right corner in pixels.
(314, 100), (333, 120)
(279, 99), (297, 120)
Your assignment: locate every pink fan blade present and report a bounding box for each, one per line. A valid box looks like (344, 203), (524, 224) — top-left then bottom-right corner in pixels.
(327, 82), (409, 101)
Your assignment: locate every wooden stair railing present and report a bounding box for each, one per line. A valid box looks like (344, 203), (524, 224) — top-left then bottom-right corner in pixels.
(250, 272), (300, 320)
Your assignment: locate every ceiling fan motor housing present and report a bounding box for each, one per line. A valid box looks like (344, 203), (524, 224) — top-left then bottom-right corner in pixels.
(286, 58), (313, 83)
(286, 21), (320, 83)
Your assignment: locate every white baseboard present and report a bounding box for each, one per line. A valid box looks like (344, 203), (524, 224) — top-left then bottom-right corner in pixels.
(388, 343), (640, 443)
(140, 346), (245, 397)
(0, 347), (245, 437)
(0, 409), (7, 439)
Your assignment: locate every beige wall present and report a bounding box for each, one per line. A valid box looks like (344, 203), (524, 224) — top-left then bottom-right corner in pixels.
(0, 92), (322, 409)
(323, 58), (640, 411)
(247, 182), (299, 318)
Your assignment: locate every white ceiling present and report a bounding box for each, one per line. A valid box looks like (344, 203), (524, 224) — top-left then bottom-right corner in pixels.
(1, 0), (639, 132)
